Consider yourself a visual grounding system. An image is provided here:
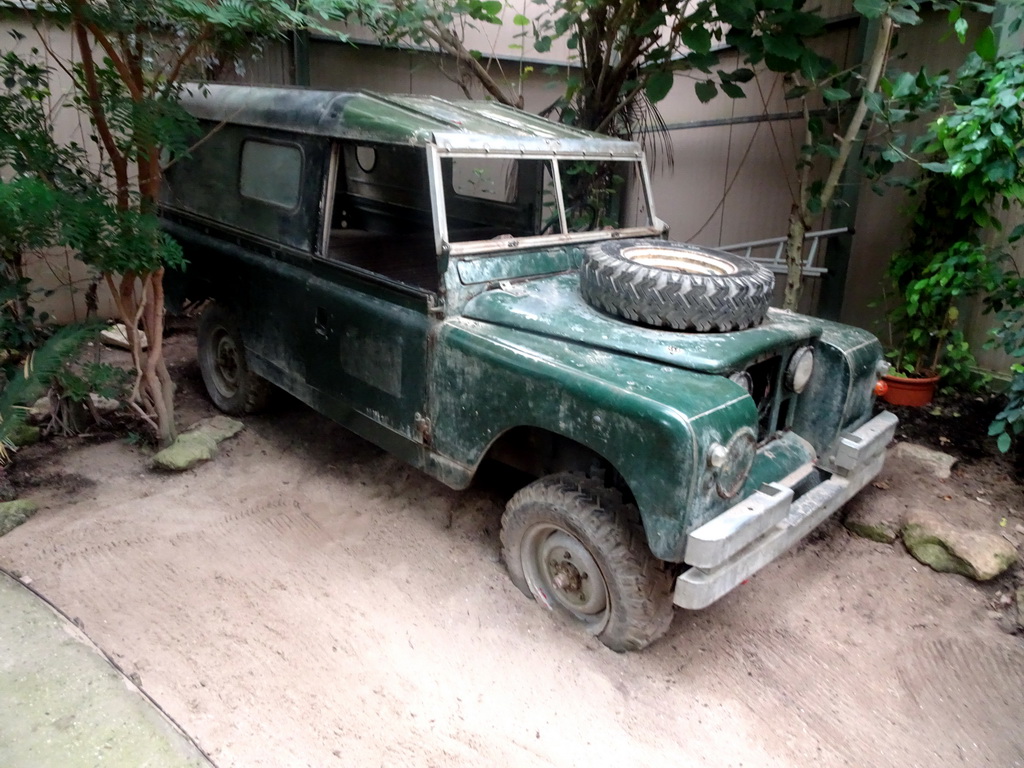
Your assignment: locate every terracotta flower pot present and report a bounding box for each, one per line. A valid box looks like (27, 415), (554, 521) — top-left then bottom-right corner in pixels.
(880, 373), (940, 407)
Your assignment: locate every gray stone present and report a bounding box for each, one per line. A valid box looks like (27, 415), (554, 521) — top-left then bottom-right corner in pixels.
(88, 394), (121, 415)
(26, 396), (51, 425)
(902, 509), (1017, 581)
(151, 416), (244, 472)
(1017, 588), (1024, 630)
(891, 443), (957, 479)
(844, 503), (900, 544)
(0, 499), (39, 537)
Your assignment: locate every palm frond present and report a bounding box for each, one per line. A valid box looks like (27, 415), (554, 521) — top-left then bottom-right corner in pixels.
(0, 322), (101, 463)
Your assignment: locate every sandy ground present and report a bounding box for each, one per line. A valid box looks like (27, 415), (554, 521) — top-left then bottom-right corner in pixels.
(1, 333), (1022, 768)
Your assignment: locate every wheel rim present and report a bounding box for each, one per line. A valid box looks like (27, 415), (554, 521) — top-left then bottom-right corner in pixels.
(621, 245), (738, 275)
(521, 523), (610, 633)
(210, 328), (241, 398)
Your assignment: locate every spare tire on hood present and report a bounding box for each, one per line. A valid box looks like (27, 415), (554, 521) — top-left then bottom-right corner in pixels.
(579, 239), (775, 332)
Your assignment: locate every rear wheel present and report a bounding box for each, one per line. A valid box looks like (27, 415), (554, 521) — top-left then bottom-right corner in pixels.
(197, 304), (271, 415)
(500, 474), (674, 652)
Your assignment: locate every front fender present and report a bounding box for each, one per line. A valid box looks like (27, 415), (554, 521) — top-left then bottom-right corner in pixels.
(432, 319), (761, 560)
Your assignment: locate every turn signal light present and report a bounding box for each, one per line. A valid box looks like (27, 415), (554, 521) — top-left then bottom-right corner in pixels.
(874, 379), (889, 397)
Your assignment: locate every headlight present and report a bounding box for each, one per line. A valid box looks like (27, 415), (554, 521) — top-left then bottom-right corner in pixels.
(729, 370), (752, 394)
(786, 346), (814, 393)
(707, 427), (757, 499)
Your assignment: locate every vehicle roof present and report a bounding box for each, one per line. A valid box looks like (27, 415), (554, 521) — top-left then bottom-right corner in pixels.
(179, 83), (642, 157)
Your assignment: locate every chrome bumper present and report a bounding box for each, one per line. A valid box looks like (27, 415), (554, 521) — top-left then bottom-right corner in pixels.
(674, 411), (898, 610)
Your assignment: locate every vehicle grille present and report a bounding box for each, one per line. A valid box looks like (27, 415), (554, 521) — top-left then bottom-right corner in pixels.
(746, 354), (796, 444)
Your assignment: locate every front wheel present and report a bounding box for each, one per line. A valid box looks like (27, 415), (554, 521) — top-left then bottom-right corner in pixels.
(197, 304), (271, 415)
(500, 474), (674, 652)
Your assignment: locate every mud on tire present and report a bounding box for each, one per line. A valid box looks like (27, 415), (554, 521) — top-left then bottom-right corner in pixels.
(501, 473), (674, 652)
(580, 239), (775, 332)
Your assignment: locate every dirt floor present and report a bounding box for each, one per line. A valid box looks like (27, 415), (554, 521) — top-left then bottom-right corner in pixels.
(1, 330), (1023, 768)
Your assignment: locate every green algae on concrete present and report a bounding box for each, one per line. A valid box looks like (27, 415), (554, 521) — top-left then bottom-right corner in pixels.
(0, 574), (210, 768)
(0, 499), (38, 537)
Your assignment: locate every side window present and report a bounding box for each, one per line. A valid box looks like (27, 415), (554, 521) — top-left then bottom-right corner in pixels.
(162, 123), (324, 253)
(322, 142), (438, 292)
(239, 140), (302, 209)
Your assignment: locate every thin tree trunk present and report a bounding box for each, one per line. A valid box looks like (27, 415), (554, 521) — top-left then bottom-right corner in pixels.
(782, 15), (894, 311)
(784, 206), (807, 311)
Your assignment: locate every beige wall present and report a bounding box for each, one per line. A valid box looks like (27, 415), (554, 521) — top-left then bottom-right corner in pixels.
(1, 15), (118, 323)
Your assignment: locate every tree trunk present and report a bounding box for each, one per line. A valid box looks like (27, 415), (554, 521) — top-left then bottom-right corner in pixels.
(784, 206), (807, 311)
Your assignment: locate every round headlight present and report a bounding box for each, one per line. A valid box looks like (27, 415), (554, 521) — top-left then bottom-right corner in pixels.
(708, 428), (757, 499)
(786, 346), (815, 393)
(729, 370), (752, 394)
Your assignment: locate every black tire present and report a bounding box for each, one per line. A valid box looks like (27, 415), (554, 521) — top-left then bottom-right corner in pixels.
(500, 474), (674, 652)
(579, 238), (775, 332)
(197, 304), (271, 415)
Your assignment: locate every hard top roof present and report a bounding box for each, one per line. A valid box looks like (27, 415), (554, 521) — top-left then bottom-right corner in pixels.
(179, 83), (642, 157)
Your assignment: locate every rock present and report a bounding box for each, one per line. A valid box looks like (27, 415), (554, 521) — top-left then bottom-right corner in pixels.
(88, 394), (121, 415)
(194, 415), (245, 443)
(27, 396), (52, 425)
(902, 509), (1017, 581)
(151, 416), (244, 471)
(100, 323), (148, 350)
(844, 502), (900, 543)
(0, 499), (39, 537)
(7, 423), (40, 447)
(1017, 588), (1024, 630)
(891, 443), (957, 479)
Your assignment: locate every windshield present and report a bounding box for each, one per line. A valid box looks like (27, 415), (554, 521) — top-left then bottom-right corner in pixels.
(440, 155), (655, 248)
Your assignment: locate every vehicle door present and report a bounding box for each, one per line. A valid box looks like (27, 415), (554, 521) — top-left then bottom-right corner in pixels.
(303, 141), (438, 459)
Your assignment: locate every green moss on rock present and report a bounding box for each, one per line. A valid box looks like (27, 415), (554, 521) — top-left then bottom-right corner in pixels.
(0, 499), (39, 537)
(901, 510), (1017, 581)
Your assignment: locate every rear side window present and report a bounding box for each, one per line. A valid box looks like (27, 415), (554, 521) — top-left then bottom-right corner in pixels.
(239, 140), (302, 209)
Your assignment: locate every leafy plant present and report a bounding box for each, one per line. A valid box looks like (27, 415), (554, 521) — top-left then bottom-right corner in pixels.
(884, 241), (1000, 384)
(985, 257), (1024, 452)
(0, 323), (99, 464)
(882, 39), (1023, 448)
(13, 1), (374, 446)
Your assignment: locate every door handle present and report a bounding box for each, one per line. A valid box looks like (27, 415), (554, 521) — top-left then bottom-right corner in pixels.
(314, 307), (329, 338)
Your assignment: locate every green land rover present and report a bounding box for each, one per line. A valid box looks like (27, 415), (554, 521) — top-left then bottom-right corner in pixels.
(161, 83), (897, 651)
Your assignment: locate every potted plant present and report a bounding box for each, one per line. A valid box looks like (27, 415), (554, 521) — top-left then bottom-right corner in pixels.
(878, 36), (1024, 408)
(881, 239), (999, 406)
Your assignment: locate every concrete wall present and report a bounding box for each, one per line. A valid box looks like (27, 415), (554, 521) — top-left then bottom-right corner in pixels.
(0, 14), (118, 323)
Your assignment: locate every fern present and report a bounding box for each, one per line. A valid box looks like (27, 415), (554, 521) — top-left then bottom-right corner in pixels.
(0, 323), (100, 463)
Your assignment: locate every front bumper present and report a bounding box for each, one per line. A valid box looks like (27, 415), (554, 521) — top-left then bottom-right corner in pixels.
(673, 410), (898, 610)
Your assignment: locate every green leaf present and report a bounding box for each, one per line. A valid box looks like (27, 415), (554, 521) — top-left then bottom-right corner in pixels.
(721, 81), (746, 99)
(997, 432), (1011, 452)
(534, 36), (552, 53)
(694, 80), (718, 103)
(635, 11), (666, 37)
(762, 34), (803, 61)
(888, 6), (921, 25)
(823, 87), (852, 102)
(645, 70), (675, 103)
(954, 16), (968, 42)
(854, 0), (888, 18)
(975, 26), (997, 62)
(681, 25), (712, 54)
(512, 13), (529, 26)
(1009, 224), (1024, 243)
(920, 161), (952, 173)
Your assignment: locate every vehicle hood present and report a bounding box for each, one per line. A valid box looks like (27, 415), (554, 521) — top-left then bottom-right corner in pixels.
(459, 273), (822, 374)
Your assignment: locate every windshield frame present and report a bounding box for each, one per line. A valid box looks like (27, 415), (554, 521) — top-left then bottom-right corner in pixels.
(428, 146), (665, 257)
